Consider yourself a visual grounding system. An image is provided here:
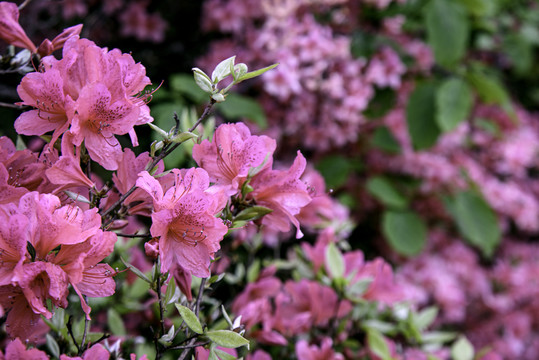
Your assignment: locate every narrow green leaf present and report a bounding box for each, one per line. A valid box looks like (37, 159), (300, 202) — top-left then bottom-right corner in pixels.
(46, 334), (60, 358)
(164, 276), (178, 305)
(425, 0), (470, 68)
(382, 210), (427, 256)
(234, 206), (273, 222)
(366, 328), (392, 360)
(107, 308), (126, 336)
(246, 259), (261, 283)
(214, 348), (238, 360)
(451, 336), (474, 360)
(371, 126), (401, 154)
(171, 131), (198, 144)
(325, 242), (345, 279)
(121, 257), (151, 283)
(362, 320), (397, 334)
(436, 78), (473, 132)
(451, 190), (501, 258)
(175, 304), (204, 334)
(422, 331), (457, 344)
(236, 63), (279, 83)
(148, 122), (169, 139)
(414, 306), (439, 331)
(366, 176), (408, 209)
(406, 82), (440, 150)
(205, 330), (250, 349)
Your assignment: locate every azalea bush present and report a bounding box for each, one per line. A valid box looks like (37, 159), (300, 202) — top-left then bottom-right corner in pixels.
(1, 0), (538, 360)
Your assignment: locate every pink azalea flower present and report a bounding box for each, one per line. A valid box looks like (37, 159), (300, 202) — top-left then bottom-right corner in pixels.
(45, 133), (95, 192)
(248, 151), (312, 238)
(112, 148), (165, 216)
(0, 1), (37, 52)
(37, 24), (83, 57)
(0, 285), (48, 341)
(15, 37), (153, 170)
(296, 338), (344, 360)
(0, 192), (116, 336)
(60, 343), (110, 360)
(0, 337), (48, 359)
(0, 137), (48, 203)
(193, 122), (276, 196)
(136, 168), (229, 277)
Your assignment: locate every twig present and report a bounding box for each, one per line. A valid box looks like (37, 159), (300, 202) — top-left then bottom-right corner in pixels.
(176, 278), (208, 360)
(168, 340), (210, 351)
(18, 0), (32, 10)
(99, 99), (216, 221)
(115, 233), (152, 238)
(66, 316), (80, 354)
(195, 278), (207, 317)
(79, 296), (90, 355)
(0, 101), (26, 109)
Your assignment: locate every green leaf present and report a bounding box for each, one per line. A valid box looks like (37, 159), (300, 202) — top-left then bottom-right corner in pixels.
(205, 330), (250, 349)
(121, 257), (151, 283)
(107, 308), (126, 336)
(164, 276), (178, 305)
(192, 68), (214, 93)
(212, 56), (236, 83)
(236, 63), (279, 83)
(175, 304), (204, 334)
(371, 126), (401, 154)
(425, 0), (470, 68)
(503, 34), (533, 76)
(382, 210), (427, 256)
(406, 82), (440, 150)
(325, 242), (345, 279)
(466, 70), (510, 106)
(366, 176), (408, 209)
(169, 73), (207, 103)
(422, 331), (457, 344)
(414, 306), (439, 331)
(46, 334), (60, 358)
(315, 155), (356, 190)
(171, 131), (198, 144)
(436, 78), (473, 132)
(362, 320), (397, 334)
(456, 0), (496, 16)
(214, 348), (238, 360)
(217, 93), (267, 129)
(451, 336), (474, 360)
(234, 206), (273, 222)
(246, 259), (261, 283)
(451, 190), (500, 258)
(366, 328), (392, 360)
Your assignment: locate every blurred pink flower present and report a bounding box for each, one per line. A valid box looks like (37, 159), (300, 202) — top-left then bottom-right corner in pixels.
(0, 337), (48, 359)
(296, 338), (344, 360)
(0, 1), (37, 52)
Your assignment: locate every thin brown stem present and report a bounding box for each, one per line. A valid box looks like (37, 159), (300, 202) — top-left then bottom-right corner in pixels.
(99, 99), (216, 221)
(169, 340), (210, 351)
